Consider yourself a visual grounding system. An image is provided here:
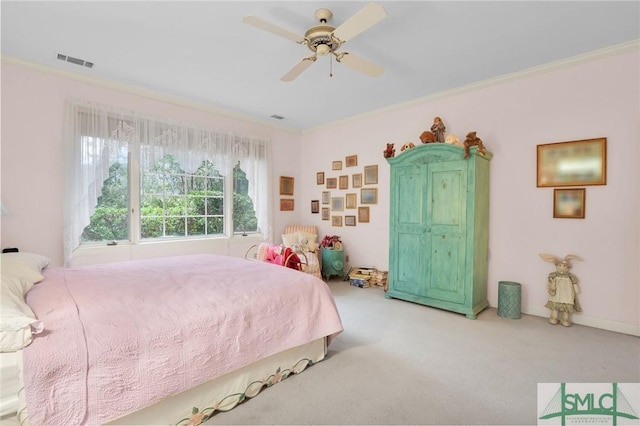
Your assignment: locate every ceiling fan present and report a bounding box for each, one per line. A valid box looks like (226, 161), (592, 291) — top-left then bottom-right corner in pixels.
(243, 3), (387, 81)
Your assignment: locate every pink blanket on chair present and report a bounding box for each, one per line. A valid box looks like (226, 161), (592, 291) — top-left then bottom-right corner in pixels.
(23, 254), (343, 425)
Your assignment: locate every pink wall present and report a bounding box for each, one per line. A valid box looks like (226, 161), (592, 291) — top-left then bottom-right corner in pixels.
(2, 46), (638, 334)
(0, 62), (303, 265)
(299, 49), (639, 333)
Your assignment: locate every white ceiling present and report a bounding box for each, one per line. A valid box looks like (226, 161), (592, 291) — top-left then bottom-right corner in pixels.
(2, 1), (639, 131)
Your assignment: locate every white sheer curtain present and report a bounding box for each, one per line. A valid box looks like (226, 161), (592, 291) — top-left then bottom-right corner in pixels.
(63, 98), (271, 265)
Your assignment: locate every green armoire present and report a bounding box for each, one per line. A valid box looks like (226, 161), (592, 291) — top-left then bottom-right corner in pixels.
(385, 144), (492, 319)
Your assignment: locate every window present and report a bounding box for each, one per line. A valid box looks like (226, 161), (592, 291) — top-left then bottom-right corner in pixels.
(64, 100), (270, 262)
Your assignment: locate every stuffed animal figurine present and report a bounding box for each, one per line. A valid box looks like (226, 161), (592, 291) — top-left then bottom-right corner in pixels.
(463, 131), (486, 159)
(539, 253), (583, 327)
(383, 143), (395, 158)
(445, 134), (463, 147)
(419, 131), (436, 144)
(401, 142), (415, 152)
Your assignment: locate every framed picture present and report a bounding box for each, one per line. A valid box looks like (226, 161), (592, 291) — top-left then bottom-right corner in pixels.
(345, 215), (356, 226)
(331, 197), (344, 211)
(537, 138), (606, 187)
(358, 206), (370, 223)
(332, 161), (343, 171)
(331, 215), (343, 227)
(553, 188), (586, 219)
(322, 191), (330, 204)
(345, 155), (358, 167)
(345, 193), (357, 209)
(352, 173), (362, 188)
(322, 207), (330, 220)
(361, 188), (378, 204)
(311, 200), (320, 214)
(364, 165), (378, 185)
(316, 172), (325, 185)
(279, 176), (294, 196)
(326, 177), (337, 189)
(339, 175), (349, 190)
(280, 198), (294, 211)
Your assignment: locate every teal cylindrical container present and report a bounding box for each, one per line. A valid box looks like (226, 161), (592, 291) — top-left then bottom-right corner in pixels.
(497, 281), (522, 319)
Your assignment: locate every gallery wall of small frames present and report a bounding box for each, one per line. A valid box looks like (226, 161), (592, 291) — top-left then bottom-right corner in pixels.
(314, 154), (376, 227)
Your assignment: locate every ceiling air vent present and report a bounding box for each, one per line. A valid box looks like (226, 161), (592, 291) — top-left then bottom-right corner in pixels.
(57, 53), (94, 68)
(270, 114), (285, 120)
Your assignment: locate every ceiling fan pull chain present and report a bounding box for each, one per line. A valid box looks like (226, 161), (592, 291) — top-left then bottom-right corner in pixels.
(330, 54), (333, 78)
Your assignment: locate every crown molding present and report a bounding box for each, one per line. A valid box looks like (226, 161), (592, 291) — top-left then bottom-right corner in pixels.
(1, 55), (302, 136)
(304, 39), (640, 134)
(4, 39), (638, 135)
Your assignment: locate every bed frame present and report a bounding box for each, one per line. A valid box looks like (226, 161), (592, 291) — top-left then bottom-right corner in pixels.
(5, 335), (328, 426)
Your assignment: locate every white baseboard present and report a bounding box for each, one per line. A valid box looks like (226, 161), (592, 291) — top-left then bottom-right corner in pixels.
(521, 305), (640, 337)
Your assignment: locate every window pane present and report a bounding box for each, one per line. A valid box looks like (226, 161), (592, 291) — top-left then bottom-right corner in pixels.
(141, 216), (163, 239)
(233, 163), (258, 234)
(141, 154), (225, 239)
(207, 216), (223, 235)
(165, 216), (185, 237)
(187, 217), (205, 235)
(82, 141), (129, 243)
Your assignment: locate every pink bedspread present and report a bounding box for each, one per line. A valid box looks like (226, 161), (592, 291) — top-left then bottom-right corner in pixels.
(23, 254), (343, 425)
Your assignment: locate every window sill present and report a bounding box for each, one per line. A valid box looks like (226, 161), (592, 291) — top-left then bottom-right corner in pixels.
(71, 234), (264, 267)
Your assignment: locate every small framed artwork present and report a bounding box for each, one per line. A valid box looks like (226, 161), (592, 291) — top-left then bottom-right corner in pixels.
(345, 215), (356, 226)
(322, 207), (330, 220)
(537, 138), (606, 187)
(331, 215), (343, 227)
(279, 176), (294, 196)
(361, 188), (378, 204)
(280, 198), (294, 211)
(326, 177), (337, 189)
(352, 173), (362, 188)
(316, 172), (325, 185)
(358, 206), (370, 223)
(364, 165), (378, 185)
(345, 193), (357, 209)
(331, 197), (344, 211)
(339, 175), (349, 190)
(553, 188), (586, 219)
(332, 161), (343, 171)
(322, 191), (331, 204)
(311, 200), (320, 214)
(345, 155), (358, 167)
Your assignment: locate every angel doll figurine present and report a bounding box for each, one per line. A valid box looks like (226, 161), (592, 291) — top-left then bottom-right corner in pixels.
(539, 253), (583, 327)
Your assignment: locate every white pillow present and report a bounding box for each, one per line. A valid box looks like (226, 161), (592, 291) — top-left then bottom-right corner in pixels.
(1, 252), (49, 287)
(282, 233), (299, 248)
(0, 275), (44, 352)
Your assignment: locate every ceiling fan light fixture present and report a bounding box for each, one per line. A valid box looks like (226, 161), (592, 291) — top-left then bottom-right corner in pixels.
(316, 43), (331, 56)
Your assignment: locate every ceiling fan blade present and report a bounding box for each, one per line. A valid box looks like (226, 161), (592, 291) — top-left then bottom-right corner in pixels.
(242, 16), (306, 43)
(335, 52), (384, 77)
(332, 3), (387, 42)
(281, 56), (317, 81)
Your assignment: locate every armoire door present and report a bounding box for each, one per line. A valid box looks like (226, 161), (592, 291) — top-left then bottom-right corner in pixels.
(425, 160), (467, 304)
(391, 165), (428, 297)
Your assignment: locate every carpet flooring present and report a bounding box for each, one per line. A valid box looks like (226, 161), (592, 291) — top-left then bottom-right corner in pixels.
(207, 278), (639, 425)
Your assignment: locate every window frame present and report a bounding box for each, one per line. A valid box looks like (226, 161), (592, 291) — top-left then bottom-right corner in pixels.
(66, 100), (270, 263)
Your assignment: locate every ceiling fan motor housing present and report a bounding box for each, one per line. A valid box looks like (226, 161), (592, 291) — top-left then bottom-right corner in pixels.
(305, 24), (340, 55)
(305, 9), (341, 55)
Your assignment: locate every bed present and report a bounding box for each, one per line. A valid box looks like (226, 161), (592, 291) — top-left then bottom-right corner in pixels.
(0, 252), (343, 425)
